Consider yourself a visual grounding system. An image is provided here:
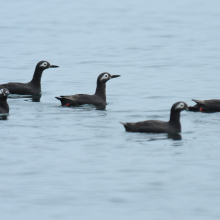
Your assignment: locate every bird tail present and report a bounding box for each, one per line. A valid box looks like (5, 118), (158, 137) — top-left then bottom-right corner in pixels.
(120, 122), (132, 132)
(188, 105), (200, 111)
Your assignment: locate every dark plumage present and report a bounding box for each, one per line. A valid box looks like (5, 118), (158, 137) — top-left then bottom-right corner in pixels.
(188, 99), (220, 112)
(56, 72), (120, 107)
(0, 88), (10, 113)
(0, 61), (59, 95)
(121, 102), (188, 134)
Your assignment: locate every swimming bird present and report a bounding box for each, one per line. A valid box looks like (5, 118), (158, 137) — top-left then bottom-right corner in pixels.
(0, 61), (59, 95)
(56, 72), (120, 107)
(188, 99), (220, 112)
(0, 88), (10, 113)
(120, 101), (188, 134)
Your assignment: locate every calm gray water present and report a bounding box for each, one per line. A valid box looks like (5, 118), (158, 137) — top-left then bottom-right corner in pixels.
(1, 0), (220, 219)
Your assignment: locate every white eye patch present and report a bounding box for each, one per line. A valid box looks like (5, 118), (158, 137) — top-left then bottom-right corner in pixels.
(100, 74), (109, 81)
(40, 62), (48, 67)
(175, 103), (185, 109)
(0, 89), (3, 94)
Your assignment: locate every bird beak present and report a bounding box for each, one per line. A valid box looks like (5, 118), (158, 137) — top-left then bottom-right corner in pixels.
(50, 65), (59, 68)
(185, 105), (189, 110)
(111, 75), (120, 78)
(4, 91), (10, 96)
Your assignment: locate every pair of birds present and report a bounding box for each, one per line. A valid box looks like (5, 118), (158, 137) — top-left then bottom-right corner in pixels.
(0, 60), (219, 134)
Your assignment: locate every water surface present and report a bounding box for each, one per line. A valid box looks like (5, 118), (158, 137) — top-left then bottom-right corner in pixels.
(1, 0), (220, 219)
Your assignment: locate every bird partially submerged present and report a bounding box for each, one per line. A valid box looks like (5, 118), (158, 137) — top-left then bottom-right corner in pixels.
(56, 72), (120, 108)
(0, 88), (10, 113)
(121, 102), (188, 134)
(188, 99), (220, 112)
(0, 61), (59, 95)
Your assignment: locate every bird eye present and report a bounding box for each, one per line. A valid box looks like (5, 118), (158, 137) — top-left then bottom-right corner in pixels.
(176, 103), (185, 109)
(40, 62), (48, 67)
(100, 73), (110, 81)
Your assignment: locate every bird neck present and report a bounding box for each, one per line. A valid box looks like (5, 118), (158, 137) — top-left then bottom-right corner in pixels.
(169, 110), (181, 131)
(95, 80), (106, 101)
(30, 68), (43, 86)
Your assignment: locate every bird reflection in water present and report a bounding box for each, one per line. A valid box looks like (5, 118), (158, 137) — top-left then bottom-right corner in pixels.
(65, 104), (106, 111)
(8, 94), (41, 102)
(167, 133), (182, 140)
(96, 105), (106, 111)
(0, 114), (8, 120)
(148, 133), (182, 141)
(128, 133), (182, 143)
(30, 94), (41, 102)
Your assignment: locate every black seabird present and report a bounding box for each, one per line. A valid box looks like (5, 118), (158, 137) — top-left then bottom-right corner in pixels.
(0, 61), (59, 95)
(0, 88), (10, 113)
(188, 99), (220, 112)
(56, 72), (120, 108)
(120, 102), (188, 134)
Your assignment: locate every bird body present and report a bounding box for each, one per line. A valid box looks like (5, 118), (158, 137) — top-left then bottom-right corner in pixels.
(0, 82), (40, 95)
(0, 61), (58, 95)
(188, 99), (220, 112)
(121, 120), (171, 133)
(121, 102), (188, 134)
(56, 94), (106, 107)
(56, 72), (120, 107)
(0, 88), (10, 113)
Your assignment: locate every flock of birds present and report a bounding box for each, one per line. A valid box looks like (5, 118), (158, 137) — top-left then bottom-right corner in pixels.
(0, 60), (220, 134)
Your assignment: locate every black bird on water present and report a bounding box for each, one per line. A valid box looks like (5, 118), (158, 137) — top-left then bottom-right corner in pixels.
(0, 61), (59, 95)
(56, 72), (120, 108)
(188, 99), (220, 112)
(120, 102), (188, 134)
(0, 88), (10, 113)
